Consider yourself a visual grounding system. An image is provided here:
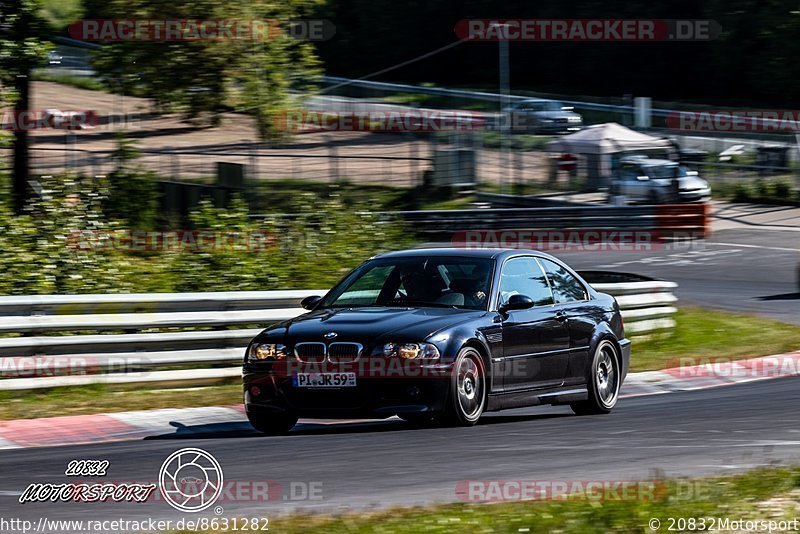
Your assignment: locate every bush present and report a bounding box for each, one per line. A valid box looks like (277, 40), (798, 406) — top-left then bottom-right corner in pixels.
(753, 178), (771, 198)
(0, 174), (140, 295)
(732, 182), (752, 202)
(166, 193), (410, 292)
(0, 173), (410, 295)
(103, 135), (159, 230)
(773, 179), (792, 199)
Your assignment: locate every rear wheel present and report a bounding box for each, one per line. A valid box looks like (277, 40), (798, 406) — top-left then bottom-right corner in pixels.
(570, 339), (620, 416)
(247, 411), (298, 435)
(446, 347), (486, 426)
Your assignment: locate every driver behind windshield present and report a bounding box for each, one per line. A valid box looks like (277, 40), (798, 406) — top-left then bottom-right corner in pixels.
(397, 266), (442, 303)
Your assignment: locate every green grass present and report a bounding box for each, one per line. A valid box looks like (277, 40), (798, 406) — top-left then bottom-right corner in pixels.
(0, 384), (240, 421)
(631, 307), (800, 372)
(177, 466), (800, 533)
(32, 71), (108, 92)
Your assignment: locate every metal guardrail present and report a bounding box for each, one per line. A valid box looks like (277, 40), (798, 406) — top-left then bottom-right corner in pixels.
(0, 282), (677, 391)
(323, 76), (682, 119)
(390, 203), (710, 239)
(592, 281), (678, 334)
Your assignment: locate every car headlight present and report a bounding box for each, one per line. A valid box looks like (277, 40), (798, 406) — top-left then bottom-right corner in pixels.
(382, 342), (440, 360)
(568, 116), (582, 123)
(248, 343), (287, 361)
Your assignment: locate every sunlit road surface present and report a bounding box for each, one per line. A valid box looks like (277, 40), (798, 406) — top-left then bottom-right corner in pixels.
(0, 377), (798, 523)
(558, 227), (799, 325)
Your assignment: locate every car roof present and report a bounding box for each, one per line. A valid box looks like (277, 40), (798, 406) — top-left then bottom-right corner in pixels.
(372, 247), (562, 263)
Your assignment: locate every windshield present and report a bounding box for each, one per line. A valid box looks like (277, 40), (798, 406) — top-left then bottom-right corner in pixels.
(645, 164), (689, 180)
(543, 100), (565, 111)
(320, 256), (494, 310)
(519, 100), (564, 112)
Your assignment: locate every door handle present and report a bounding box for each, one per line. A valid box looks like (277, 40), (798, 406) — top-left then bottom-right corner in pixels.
(555, 311), (568, 322)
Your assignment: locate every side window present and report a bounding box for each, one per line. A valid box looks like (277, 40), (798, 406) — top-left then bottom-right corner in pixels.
(498, 258), (554, 307)
(538, 259), (587, 303)
(620, 163), (638, 181)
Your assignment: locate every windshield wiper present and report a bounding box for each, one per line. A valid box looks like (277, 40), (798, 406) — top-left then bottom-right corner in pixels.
(384, 300), (461, 309)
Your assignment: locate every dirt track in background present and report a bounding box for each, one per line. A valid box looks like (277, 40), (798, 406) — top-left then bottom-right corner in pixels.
(2, 82), (548, 186)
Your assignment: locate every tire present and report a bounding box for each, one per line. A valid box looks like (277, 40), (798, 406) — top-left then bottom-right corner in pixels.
(247, 411), (298, 435)
(445, 347), (486, 426)
(570, 339), (621, 416)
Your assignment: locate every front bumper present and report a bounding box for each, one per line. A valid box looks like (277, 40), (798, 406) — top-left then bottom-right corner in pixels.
(244, 362), (452, 419)
(678, 189), (711, 202)
(536, 123), (582, 133)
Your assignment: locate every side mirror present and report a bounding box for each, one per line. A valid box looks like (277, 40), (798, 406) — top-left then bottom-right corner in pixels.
(636, 175), (650, 181)
(499, 294), (535, 314)
(300, 295), (322, 310)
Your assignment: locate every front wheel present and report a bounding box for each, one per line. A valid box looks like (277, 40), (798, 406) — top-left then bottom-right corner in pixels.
(446, 347), (486, 426)
(570, 339), (621, 416)
(247, 411), (298, 435)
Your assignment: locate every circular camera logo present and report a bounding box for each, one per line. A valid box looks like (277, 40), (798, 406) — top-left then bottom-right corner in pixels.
(159, 448), (223, 512)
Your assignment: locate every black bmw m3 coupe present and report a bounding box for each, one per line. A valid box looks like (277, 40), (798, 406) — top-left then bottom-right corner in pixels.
(243, 248), (631, 434)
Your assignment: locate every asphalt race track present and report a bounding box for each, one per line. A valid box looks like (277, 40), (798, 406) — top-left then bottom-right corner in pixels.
(559, 228), (800, 325)
(1, 378), (798, 525)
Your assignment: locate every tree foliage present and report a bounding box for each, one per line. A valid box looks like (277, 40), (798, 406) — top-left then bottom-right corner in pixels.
(86, 0), (323, 140)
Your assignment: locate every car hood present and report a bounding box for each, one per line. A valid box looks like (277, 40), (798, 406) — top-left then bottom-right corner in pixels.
(678, 175), (709, 190)
(258, 307), (488, 344)
(652, 175), (709, 189)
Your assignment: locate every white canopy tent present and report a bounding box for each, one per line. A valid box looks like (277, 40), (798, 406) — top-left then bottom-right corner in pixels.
(545, 123), (673, 190)
(546, 122), (672, 154)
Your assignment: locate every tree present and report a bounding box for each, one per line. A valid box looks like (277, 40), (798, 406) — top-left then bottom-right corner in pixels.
(88, 0), (323, 141)
(0, 0), (52, 213)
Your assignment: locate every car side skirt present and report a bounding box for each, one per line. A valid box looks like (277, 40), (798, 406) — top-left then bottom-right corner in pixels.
(486, 386), (589, 411)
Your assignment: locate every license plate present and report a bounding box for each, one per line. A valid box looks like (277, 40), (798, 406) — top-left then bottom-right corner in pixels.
(293, 372), (357, 388)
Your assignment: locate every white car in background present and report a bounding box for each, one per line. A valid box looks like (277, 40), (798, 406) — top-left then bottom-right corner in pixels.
(609, 156), (711, 204)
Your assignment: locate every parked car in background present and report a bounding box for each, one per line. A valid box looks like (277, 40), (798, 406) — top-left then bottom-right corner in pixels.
(504, 99), (583, 134)
(610, 156), (712, 204)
